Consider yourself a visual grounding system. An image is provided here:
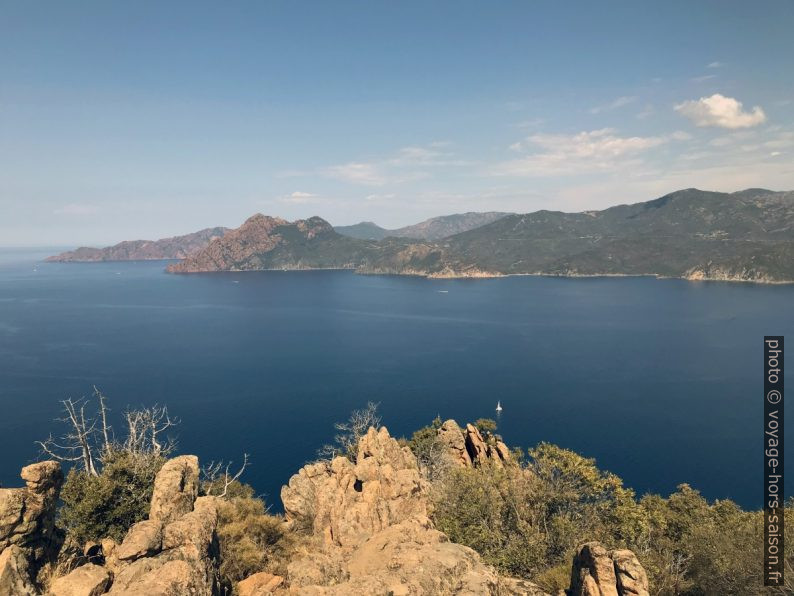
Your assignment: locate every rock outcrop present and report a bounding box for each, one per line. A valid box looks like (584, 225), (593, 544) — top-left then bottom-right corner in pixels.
(49, 563), (111, 596)
(434, 420), (511, 469)
(282, 426), (428, 549)
(148, 456), (199, 525)
(107, 457), (218, 596)
(569, 542), (649, 596)
(281, 426), (546, 595)
(436, 420), (472, 467)
(0, 462), (63, 561)
(0, 545), (36, 595)
(236, 571), (284, 596)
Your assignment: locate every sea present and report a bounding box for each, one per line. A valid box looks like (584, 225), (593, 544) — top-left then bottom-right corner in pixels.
(0, 247), (791, 510)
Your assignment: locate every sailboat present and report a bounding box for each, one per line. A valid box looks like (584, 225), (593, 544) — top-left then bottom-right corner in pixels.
(495, 401), (503, 413)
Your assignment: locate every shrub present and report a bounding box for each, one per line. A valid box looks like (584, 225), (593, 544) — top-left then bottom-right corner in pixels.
(474, 418), (497, 435)
(214, 481), (295, 591)
(432, 464), (546, 578)
(59, 450), (164, 544)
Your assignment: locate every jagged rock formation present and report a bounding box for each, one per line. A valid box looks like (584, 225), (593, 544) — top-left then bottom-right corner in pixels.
(1, 437), (651, 595)
(569, 542), (649, 596)
(281, 426), (545, 595)
(0, 461), (63, 571)
(0, 456), (220, 596)
(106, 458), (219, 595)
(46, 228), (228, 262)
(435, 419), (511, 469)
(281, 426), (429, 549)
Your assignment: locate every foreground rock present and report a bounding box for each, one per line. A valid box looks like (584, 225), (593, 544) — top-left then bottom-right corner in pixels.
(236, 571), (284, 596)
(148, 456), (200, 524)
(0, 462), (63, 562)
(282, 426), (546, 595)
(49, 563), (111, 596)
(108, 456), (218, 596)
(569, 542), (649, 596)
(0, 545), (36, 595)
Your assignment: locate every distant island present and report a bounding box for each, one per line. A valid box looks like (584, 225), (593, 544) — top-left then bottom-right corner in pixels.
(167, 188), (794, 283)
(46, 227), (229, 262)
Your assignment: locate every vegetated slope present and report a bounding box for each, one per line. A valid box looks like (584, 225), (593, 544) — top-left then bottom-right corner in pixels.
(46, 227), (229, 262)
(413, 188), (794, 282)
(390, 211), (513, 240)
(333, 221), (391, 240)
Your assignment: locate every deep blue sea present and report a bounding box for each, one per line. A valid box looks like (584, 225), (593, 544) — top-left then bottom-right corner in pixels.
(0, 247), (791, 510)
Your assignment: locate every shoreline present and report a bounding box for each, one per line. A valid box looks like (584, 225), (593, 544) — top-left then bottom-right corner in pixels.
(164, 263), (794, 285)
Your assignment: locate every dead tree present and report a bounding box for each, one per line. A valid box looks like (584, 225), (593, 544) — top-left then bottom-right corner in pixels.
(37, 390), (179, 476)
(201, 454), (250, 497)
(37, 398), (100, 476)
(318, 401), (381, 461)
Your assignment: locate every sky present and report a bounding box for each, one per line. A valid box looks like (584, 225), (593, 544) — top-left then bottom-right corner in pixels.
(1, 0), (793, 245)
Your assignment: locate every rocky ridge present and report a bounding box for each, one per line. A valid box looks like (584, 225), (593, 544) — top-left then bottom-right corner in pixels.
(0, 422), (650, 595)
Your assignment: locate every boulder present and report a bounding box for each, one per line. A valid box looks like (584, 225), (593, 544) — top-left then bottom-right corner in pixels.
(148, 456), (199, 524)
(436, 420), (471, 468)
(237, 571), (285, 596)
(570, 542), (618, 596)
(0, 545), (35, 596)
(116, 520), (162, 562)
(110, 559), (206, 596)
(569, 542), (649, 596)
(0, 461), (63, 562)
(48, 563), (111, 596)
(612, 549), (649, 596)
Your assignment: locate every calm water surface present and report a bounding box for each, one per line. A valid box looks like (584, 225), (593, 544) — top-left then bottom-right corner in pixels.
(0, 248), (791, 509)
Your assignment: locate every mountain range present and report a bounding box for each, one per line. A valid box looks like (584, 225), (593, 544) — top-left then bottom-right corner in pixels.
(48, 188), (794, 283)
(166, 188), (794, 282)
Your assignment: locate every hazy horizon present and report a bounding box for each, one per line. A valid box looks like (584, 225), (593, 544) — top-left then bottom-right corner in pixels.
(2, 1), (793, 245)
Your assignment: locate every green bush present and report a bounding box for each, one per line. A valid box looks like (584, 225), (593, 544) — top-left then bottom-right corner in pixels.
(59, 450), (164, 544)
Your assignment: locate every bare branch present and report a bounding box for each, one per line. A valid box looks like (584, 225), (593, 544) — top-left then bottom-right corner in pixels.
(201, 454), (250, 498)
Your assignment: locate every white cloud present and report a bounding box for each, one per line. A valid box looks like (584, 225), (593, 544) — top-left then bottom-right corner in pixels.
(322, 143), (467, 186)
(324, 162), (389, 186)
(675, 94), (767, 129)
(691, 74), (718, 83)
(494, 128), (684, 177)
(279, 191), (320, 204)
(53, 203), (99, 215)
(707, 61), (723, 69)
(589, 95), (637, 114)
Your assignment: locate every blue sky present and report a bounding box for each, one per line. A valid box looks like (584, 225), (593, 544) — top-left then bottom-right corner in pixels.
(2, 1), (793, 245)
